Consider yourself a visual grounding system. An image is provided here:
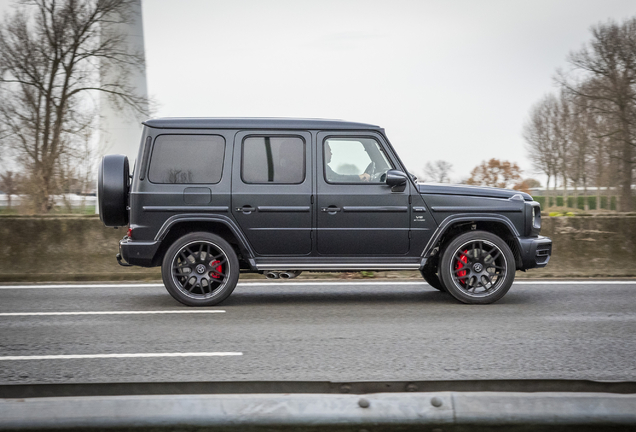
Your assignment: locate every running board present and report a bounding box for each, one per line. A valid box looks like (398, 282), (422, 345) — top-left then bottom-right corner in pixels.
(255, 263), (421, 271)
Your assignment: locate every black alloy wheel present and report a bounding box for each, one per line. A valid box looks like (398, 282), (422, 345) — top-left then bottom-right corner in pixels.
(439, 231), (515, 304)
(161, 232), (239, 306)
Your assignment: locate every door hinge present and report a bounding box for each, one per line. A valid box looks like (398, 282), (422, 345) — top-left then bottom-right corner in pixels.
(409, 195), (412, 204)
(311, 195), (314, 204)
(408, 231), (412, 239)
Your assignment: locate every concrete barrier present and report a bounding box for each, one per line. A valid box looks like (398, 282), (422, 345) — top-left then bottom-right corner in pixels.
(0, 215), (634, 282)
(0, 215), (160, 282)
(530, 215), (636, 278)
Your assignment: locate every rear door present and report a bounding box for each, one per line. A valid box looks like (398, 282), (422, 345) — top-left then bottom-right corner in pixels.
(231, 131), (313, 256)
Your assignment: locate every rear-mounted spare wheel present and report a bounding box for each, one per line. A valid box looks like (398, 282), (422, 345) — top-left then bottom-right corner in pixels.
(98, 154), (130, 227)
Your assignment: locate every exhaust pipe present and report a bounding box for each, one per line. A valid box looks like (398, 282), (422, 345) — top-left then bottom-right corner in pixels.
(279, 271), (302, 279)
(265, 271), (280, 279)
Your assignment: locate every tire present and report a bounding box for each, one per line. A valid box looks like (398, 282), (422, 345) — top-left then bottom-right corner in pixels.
(439, 230), (515, 304)
(420, 264), (446, 292)
(98, 154), (129, 227)
(161, 232), (240, 306)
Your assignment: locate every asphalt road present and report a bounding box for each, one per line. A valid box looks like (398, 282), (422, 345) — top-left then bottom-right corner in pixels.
(0, 280), (635, 385)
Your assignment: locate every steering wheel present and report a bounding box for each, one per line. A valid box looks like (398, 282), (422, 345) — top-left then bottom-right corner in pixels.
(364, 162), (389, 183)
(364, 161), (376, 178)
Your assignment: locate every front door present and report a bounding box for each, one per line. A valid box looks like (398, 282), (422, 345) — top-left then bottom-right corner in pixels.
(316, 132), (410, 255)
(232, 131), (312, 256)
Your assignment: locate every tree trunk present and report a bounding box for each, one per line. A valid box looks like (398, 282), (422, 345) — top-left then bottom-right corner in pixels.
(620, 111), (633, 211)
(621, 142), (633, 211)
(35, 168), (54, 213)
(573, 184), (579, 211)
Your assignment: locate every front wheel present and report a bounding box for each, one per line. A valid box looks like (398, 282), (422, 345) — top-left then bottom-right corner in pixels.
(439, 231), (515, 304)
(161, 232), (239, 306)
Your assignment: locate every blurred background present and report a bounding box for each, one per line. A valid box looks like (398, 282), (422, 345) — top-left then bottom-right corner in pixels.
(1, 0), (636, 216)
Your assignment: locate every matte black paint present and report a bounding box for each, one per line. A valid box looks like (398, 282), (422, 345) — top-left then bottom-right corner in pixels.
(112, 118), (551, 272)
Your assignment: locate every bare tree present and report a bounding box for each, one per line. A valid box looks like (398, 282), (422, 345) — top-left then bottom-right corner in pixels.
(554, 92), (573, 204)
(422, 160), (453, 183)
(0, 0), (149, 212)
(524, 94), (560, 206)
(557, 18), (636, 211)
(0, 170), (20, 208)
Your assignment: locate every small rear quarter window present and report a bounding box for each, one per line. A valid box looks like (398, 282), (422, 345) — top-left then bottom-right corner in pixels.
(148, 135), (225, 184)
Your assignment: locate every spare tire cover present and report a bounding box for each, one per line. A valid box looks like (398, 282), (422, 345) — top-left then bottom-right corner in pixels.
(98, 154), (129, 227)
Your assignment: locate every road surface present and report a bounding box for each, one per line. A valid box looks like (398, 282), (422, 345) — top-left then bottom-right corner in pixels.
(0, 280), (634, 384)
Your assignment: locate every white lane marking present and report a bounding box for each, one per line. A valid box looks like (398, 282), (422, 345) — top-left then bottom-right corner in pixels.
(0, 352), (243, 361)
(0, 310), (225, 317)
(515, 281), (636, 285)
(0, 281), (635, 289)
(244, 281), (636, 286)
(0, 283), (165, 289)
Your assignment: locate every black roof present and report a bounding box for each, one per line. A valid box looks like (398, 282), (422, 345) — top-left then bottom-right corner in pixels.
(143, 117), (382, 130)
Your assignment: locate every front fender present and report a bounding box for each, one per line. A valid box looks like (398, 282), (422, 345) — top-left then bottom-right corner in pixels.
(421, 213), (521, 259)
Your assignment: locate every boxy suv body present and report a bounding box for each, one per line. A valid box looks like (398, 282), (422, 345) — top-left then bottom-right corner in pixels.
(98, 118), (551, 305)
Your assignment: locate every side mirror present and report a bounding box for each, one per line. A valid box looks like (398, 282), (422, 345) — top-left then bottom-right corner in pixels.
(385, 169), (408, 191)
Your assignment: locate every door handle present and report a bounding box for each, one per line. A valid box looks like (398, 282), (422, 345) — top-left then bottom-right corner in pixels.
(237, 206), (256, 214)
(321, 206), (341, 213)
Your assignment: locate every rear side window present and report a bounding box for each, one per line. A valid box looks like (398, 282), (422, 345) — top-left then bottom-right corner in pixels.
(242, 136), (305, 184)
(148, 135), (225, 184)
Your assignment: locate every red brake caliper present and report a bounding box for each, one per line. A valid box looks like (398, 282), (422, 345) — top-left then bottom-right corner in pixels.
(209, 260), (222, 279)
(455, 250), (468, 285)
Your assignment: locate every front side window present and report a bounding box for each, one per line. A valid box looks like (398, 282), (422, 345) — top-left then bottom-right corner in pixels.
(324, 137), (393, 183)
(148, 135), (225, 184)
(242, 136), (305, 184)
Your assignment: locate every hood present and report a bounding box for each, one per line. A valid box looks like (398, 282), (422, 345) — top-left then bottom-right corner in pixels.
(417, 183), (533, 201)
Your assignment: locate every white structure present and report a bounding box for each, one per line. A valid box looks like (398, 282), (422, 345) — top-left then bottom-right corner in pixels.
(99, 0), (148, 165)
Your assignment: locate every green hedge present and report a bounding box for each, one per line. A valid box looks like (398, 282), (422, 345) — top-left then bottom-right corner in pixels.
(533, 195), (617, 210)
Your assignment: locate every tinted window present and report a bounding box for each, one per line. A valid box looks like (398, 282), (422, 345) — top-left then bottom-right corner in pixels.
(242, 137), (305, 184)
(148, 135), (225, 184)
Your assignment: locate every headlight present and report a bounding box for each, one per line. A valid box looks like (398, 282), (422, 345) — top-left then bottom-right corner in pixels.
(526, 202), (541, 236)
(532, 207), (536, 227)
(532, 204), (541, 234)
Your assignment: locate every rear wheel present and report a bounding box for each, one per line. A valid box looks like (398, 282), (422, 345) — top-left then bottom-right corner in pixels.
(439, 231), (515, 304)
(162, 232), (239, 306)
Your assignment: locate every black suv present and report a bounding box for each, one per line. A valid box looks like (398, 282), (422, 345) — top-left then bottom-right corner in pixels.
(98, 118), (551, 305)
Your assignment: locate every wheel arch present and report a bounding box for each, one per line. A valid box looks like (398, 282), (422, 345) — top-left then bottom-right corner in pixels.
(422, 214), (523, 269)
(151, 215), (256, 269)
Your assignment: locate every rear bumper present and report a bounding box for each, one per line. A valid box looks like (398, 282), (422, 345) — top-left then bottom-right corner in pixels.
(119, 238), (161, 267)
(518, 235), (552, 269)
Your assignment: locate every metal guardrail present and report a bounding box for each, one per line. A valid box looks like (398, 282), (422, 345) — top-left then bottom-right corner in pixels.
(1, 391), (635, 431)
(0, 381), (635, 431)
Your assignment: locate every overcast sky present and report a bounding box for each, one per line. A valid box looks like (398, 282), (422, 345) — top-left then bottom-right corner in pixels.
(2, 0), (636, 183)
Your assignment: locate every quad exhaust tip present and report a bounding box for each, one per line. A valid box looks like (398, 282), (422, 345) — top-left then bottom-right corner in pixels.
(265, 271), (302, 279)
